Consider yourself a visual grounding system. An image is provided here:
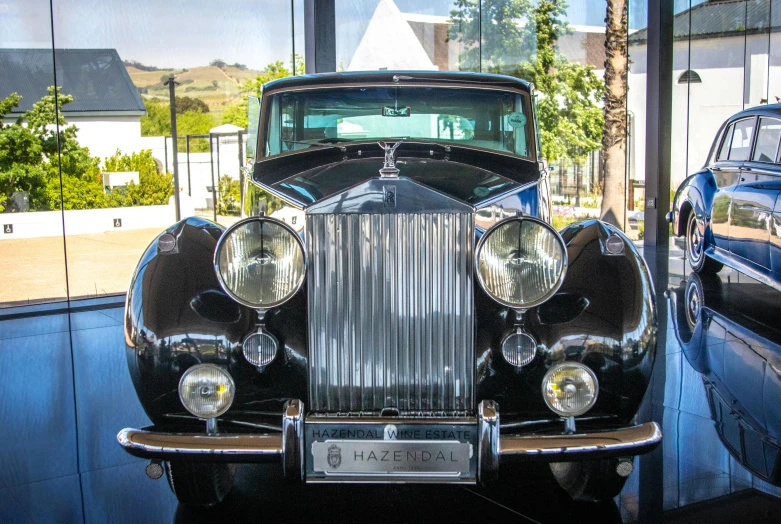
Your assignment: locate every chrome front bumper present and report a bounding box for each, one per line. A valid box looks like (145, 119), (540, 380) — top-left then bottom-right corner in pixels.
(118, 400), (662, 484)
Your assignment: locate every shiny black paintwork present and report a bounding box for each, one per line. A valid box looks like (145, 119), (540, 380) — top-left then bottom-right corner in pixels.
(124, 218), (306, 430)
(671, 104), (781, 290)
(125, 71), (655, 434)
(125, 216), (655, 431)
(670, 273), (781, 485)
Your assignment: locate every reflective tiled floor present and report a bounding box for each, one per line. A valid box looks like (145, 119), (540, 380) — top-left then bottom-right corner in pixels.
(3, 241), (781, 523)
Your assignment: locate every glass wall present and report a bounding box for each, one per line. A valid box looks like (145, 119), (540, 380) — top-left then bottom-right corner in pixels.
(335, 0), (639, 233)
(0, 0), (301, 307)
(2, 0), (779, 306)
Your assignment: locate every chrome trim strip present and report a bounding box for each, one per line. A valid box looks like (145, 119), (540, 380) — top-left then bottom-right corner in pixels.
(117, 420), (662, 466)
(116, 428), (283, 460)
(477, 400), (499, 484)
(251, 179), (307, 209)
(305, 416), (474, 425)
(499, 422), (662, 458)
(705, 245), (781, 293)
(473, 179), (539, 209)
(305, 477), (477, 485)
(282, 399), (305, 482)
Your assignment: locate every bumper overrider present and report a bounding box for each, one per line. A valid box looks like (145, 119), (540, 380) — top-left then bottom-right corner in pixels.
(118, 399), (662, 484)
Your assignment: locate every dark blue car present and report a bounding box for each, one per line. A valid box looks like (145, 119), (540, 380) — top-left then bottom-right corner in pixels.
(670, 105), (781, 288)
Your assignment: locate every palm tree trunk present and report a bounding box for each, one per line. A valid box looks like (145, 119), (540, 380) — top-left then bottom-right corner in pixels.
(600, 0), (628, 229)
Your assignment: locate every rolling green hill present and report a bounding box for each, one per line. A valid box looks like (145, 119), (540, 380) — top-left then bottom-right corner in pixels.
(126, 64), (259, 120)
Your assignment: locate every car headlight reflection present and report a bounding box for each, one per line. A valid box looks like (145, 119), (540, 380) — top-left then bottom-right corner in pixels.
(476, 217), (567, 309)
(214, 217), (305, 309)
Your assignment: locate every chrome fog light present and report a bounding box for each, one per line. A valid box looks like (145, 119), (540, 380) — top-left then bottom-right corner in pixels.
(178, 364), (235, 419)
(501, 330), (537, 367)
(542, 362), (598, 417)
(242, 329), (279, 367)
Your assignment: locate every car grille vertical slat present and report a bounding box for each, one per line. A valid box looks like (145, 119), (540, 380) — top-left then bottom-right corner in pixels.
(307, 211), (474, 414)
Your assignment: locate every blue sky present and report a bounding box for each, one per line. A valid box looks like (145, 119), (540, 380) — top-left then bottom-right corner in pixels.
(0, 0), (701, 71)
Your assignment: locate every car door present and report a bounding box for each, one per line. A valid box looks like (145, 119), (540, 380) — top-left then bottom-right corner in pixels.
(710, 120), (748, 251)
(730, 116), (781, 270)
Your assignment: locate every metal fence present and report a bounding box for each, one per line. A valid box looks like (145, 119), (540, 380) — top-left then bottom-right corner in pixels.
(154, 130), (245, 221)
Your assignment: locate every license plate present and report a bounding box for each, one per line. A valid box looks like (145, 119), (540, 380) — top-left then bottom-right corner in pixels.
(312, 440), (471, 475)
(305, 421), (477, 482)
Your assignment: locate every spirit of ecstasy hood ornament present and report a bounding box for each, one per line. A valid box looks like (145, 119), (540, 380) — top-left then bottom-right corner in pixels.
(378, 141), (403, 178)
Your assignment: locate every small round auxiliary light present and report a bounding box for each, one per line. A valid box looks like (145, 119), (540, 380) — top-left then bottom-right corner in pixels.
(542, 362), (598, 417)
(242, 329), (279, 368)
(501, 330), (537, 367)
(605, 233), (625, 255)
(178, 364), (235, 419)
(157, 233), (176, 253)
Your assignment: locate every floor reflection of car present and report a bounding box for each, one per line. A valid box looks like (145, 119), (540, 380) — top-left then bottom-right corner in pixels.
(669, 106), (781, 291)
(670, 273), (781, 485)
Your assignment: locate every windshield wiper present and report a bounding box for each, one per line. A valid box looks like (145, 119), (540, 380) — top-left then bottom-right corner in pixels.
(283, 138), (352, 150)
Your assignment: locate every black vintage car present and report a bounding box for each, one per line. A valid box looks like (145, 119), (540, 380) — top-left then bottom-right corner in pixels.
(118, 71), (660, 506)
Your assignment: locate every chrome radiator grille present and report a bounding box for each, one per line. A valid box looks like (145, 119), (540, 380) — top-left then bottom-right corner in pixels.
(306, 212), (475, 414)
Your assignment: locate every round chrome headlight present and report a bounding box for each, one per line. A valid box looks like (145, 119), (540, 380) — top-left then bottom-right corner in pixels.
(476, 217), (567, 309)
(542, 362), (598, 417)
(214, 217), (305, 309)
(178, 364), (236, 419)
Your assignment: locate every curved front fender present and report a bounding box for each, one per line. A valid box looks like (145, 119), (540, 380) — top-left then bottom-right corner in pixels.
(124, 216), (307, 427)
(475, 219), (657, 426)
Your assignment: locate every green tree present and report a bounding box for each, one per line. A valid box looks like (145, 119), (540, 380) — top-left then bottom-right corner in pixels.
(140, 98), (170, 136)
(103, 149), (174, 206)
(449, 0), (603, 165)
(175, 96), (209, 114)
(221, 57), (303, 128)
(448, 0), (535, 72)
(141, 99), (215, 152)
(0, 93), (47, 211)
(0, 87), (102, 211)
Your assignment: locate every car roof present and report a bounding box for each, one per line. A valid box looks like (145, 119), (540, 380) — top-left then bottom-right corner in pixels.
(262, 70), (532, 94)
(729, 104), (781, 120)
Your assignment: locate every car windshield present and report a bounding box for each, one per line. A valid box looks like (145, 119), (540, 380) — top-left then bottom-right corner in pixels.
(263, 86), (532, 158)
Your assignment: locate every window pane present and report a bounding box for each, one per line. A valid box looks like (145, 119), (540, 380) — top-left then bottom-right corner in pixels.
(752, 118), (781, 163)
(335, 0), (463, 72)
(718, 124), (734, 161)
(0, 0), (70, 307)
(48, 0), (296, 300)
(265, 87), (531, 157)
(728, 119), (755, 161)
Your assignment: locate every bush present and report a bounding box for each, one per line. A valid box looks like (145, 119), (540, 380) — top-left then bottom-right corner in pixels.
(103, 149), (174, 206)
(552, 213), (579, 231)
(47, 174), (107, 210)
(217, 175), (240, 215)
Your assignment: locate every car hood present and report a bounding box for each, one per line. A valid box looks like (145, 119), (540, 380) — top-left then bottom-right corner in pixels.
(251, 141), (540, 209)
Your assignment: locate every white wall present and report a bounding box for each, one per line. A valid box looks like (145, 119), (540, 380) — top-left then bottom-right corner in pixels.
(139, 136), (243, 211)
(629, 34), (769, 190)
(67, 115), (143, 160)
(1, 205), (175, 240)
